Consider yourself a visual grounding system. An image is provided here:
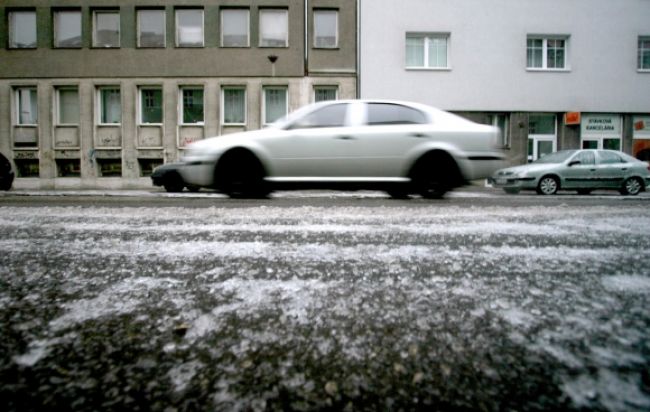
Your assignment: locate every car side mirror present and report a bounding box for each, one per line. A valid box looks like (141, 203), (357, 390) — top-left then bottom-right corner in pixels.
(568, 160), (581, 167)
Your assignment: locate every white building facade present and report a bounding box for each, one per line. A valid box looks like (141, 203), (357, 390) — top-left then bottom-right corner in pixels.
(359, 0), (650, 165)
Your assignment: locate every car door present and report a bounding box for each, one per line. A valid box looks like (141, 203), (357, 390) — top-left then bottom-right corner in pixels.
(345, 102), (431, 178)
(561, 150), (597, 189)
(594, 150), (628, 188)
(264, 102), (357, 178)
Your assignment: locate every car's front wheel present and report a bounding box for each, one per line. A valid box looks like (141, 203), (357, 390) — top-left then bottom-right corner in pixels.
(536, 176), (559, 195)
(410, 152), (460, 199)
(163, 172), (184, 193)
(216, 150), (269, 198)
(620, 177), (643, 196)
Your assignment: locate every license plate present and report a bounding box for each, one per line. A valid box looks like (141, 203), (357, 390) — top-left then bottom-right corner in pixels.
(496, 178), (507, 185)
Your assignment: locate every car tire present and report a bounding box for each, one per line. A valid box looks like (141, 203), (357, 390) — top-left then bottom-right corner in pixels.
(217, 151), (269, 199)
(163, 172), (184, 193)
(536, 176), (559, 195)
(410, 152), (459, 199)
(620, 177), (643, 196)
(503, 188), (520, 195)
(577, 189), (592, 195)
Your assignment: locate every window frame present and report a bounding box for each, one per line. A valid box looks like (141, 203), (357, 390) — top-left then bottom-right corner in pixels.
(92, 9), (120, 48)
(137, 8), (166, 48)
(405, 32), (450, 70)
(179, 86), (205, 125)
(55, 86), (80, 126)
(526, 35), (570, 71)
(138, 87), (164, 125)
(8, 10), (37, 49)
(313, 9), (338, 49)
(15, 86), (38, 126)
(97, 86), (122, 125)
(259, 8), (289, 48)
(175, 8), (204, 48)
(220, 8), (250, 48)
(53, 9), (82, 49)
(638, 36), (650, 72)
(262, 86), (288, 125)
(221, 87), (247, 126)
(313, 86), (339, 103)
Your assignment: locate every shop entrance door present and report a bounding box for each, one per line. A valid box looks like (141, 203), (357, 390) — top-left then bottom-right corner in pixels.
(528, 114), (557, 162)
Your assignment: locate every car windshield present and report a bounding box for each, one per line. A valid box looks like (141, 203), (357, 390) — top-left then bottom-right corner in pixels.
(533, 150), (576, 164)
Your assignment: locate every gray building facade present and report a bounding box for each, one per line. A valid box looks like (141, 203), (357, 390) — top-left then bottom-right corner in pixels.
(0, 0), (357, 189)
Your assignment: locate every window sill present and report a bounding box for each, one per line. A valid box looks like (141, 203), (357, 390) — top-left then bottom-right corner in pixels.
(313, 46), (340, 50)
(97, 123), (122, 127)
(91, 46), (120, 49)
(405, 67), (451, 72)
(223, 123), (246, 127)
(526, 68), (571, 73)
(638, 69), (650, 73)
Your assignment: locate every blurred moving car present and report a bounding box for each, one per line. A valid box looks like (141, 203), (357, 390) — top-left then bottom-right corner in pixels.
(151, 163), (200, 193)
(0, 152), (15, 191)
(489, 149), (650, 195)
(179, 100), (505, 198)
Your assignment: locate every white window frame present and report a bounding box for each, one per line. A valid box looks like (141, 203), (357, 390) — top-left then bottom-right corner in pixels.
(179, 86), (205, 125)
(527, 35), (570, 71)
(313, 86), (338, 103)
(262, 86), (288, 125)
(221, 8), (250, 48)
(137, 9), (166, 48)
(53, 10), (82, 48)
(259, 9), (289, 48)
(405, 33), (450, 70)
(8, 10), (37, 49)
(92, 10), (120, 48)
(97, 87), (122, 125)
(313, 9), (338, 49)
(639, 36), (650, 72)
(55, 86), (80, 126)
(138, 87), (163, 125)
(221, 87), (247, 126)
(175, 9), (204, 48)
(15, 87), (38, 126)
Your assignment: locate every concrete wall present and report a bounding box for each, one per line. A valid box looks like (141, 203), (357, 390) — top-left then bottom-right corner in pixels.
(360, 0), (650, 112)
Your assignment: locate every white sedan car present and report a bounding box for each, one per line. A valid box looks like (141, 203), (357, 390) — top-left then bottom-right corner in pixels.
(179, 100), (505, 198)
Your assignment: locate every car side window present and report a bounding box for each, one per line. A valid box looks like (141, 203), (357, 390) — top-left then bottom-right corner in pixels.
(598, 151), (623, 164)
(366, 103), (428, 126)
(573, 151), (595, 165)
(287, 104), (348, 130)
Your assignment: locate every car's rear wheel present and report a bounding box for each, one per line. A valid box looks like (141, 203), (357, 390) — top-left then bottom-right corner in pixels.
(577, 189), (592, 195)
(620, 177), (643, 196)
(163, 172), (184, 193)
(536, 176), (559, 195)
(410, 151), (460, 199)
(216, 150), (269, 198)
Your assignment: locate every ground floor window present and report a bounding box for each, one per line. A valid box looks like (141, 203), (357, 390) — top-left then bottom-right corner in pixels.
(580, 114), (621, 151)
(140, 87), (163, 124)
(488, 114), (510, 148)
(180, 87), (204, 124)
(222, 87), (246, 125)
(96, 159), (122, 177)
(56, 159), (81, 177)
(314, 86), (338, 103)
(14, 159), (39, 177)
(263, 87), (287, 125)
(138, 159), (162, 177)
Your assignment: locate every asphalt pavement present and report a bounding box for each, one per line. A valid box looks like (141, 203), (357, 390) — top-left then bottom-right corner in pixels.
(1, 187), (649, 411)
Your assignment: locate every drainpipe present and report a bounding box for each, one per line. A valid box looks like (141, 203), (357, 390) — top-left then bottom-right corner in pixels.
(304, 0), (309, 76)
(356, 0), (361, 98)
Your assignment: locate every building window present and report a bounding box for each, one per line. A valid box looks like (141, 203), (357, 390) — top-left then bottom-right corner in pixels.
(221, 9), (249, 47)
(528, 114), (557, 161)
(138, 159), (162, 177)
(54, 10), (82, 48)
(488, 114), (510, 148)
(176, 9), (204, 47)
(259, 9), (288, 47)
(222, 88), (246, 125)
(405, 33), (449, 69)
(314, 86), (338, 102)
(639, 37), (650, 71)
(137, 9), (165, 48)
(263, 87), (288, 124)
(98, 87), (121, 124)
(56, 159), (81, 177)
(140, 88), (163, 124)
(96, 159), (122, 177)
(8, 10), (37, 49)
(56, 87), (80, 125)
(16, 87), (38, 125)
(180, 87), (204, 124)
(527, 36), (568, 70)
(314, 9), (338, 48)
(93, 10), (120, 48)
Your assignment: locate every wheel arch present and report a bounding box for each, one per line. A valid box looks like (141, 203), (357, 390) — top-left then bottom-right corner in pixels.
(214, 147), (269, 190)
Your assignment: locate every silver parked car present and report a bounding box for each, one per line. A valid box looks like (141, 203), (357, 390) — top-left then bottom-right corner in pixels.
(179, 100), (505, 198)
(489, 149), (650, 195)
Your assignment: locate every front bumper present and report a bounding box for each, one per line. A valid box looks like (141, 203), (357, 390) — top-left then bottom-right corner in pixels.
(487, 176), (537, 190)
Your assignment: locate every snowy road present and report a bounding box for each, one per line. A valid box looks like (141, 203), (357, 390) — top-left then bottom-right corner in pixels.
(1, 195), (649, 411)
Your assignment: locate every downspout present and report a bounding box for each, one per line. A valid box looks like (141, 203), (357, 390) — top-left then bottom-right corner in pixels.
(356, 0), (361, 98)
(304, 0), (309, 76)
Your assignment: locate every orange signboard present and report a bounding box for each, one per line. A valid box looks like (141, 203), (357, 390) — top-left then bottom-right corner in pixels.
(564, 112), (581, 125)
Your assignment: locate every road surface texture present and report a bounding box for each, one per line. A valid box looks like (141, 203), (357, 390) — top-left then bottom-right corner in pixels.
(1, 189), (649, 411)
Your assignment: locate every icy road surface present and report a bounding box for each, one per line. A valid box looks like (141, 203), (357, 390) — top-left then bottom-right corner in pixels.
(1, 202), (649, 411)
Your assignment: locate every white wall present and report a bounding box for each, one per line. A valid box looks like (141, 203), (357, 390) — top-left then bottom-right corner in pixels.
(360, 0), (650, 112)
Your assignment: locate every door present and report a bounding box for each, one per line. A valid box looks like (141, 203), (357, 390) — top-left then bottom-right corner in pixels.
(562, 150), (597, 189)
(528, 114), (557, 162)
(594, 150), (627, 188)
